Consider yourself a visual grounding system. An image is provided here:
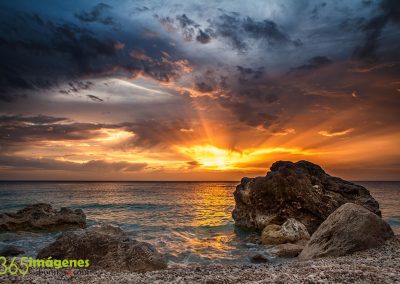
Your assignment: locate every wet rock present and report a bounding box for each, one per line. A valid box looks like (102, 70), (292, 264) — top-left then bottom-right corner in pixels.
(37, 224), (168, 273)
(0, 203), (86, 232)
(299, 203), (394, 260)
(232, 160), (380, 233)
(261, 218), (310, 245)
(249, 253), (269, 263)
(0, 245), (25, 257)
(271, 243), (305, 257)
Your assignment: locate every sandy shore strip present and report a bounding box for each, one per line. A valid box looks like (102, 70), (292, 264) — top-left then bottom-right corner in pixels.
(2, 237), (399, 284)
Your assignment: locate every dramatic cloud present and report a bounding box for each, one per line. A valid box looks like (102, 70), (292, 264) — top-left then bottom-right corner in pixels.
(0, 115), (119, 144)
(211, 13), (295, 52)
(0, 155), (146, 172)
(353, 0), (400, 59)
(75, 3), (117, 27)
(0, 7), (190, 102)
(0, 0), (399, 180)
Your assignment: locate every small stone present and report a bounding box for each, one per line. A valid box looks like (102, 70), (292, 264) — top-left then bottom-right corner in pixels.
(249, 253), (269, 263)
(261, 218), (310, 245)
(271, 243), (305, 257)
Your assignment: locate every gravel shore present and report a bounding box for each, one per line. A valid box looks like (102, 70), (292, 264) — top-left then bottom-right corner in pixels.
(2, 237), (399, 284)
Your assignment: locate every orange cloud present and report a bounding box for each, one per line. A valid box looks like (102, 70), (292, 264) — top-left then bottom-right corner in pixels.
(318, 128), (354, 137)
(272, 128), (296, 136)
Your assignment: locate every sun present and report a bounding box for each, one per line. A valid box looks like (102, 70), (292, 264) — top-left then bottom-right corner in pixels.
(178, 145), (242, 170)
(177, 144), (320, 172)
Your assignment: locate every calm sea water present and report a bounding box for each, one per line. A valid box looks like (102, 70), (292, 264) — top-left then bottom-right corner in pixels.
(0, 181), (399, 265)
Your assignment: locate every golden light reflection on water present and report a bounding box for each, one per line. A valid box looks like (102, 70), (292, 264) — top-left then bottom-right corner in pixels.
(1, 181), (399, 263)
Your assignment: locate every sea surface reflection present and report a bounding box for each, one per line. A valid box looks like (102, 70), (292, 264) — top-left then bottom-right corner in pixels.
(0, 181), (399, 265)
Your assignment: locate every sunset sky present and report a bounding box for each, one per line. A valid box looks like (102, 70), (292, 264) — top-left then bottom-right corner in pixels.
(0, 0), (399, 180)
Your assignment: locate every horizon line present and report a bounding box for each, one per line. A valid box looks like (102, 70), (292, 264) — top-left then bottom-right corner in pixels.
(0, 180), (399, 183)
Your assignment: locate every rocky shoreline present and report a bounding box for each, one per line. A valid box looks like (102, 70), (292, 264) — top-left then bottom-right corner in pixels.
(0, 160), (399, 283)
(2, 236), (399, 283)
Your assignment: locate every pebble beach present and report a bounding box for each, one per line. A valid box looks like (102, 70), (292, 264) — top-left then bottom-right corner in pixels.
(2, 236), (399, 284)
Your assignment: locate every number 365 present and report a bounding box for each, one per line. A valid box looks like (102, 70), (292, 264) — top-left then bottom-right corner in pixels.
(0, 256), (29, 275)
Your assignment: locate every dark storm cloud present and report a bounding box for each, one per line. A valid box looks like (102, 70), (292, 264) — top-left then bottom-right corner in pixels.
(176, 14), (199, 41)
(218, 96), (279, 129)
(194, 81), (214, 93)
(59, 81), (94, 95)
(75, 3), (117, 27)
(121, 120), (195, 148)
(214, 79), (281, 129)
(196, 29), (212, 44)
(0, 13), (118, 100)
(158, 14), (212, 44)
(0, 115), (120, 143)
(191, 69), (222, 93)
(353, 0), (400, 59)
(0, 115), (67, 124)
(0, 8), (186, 102)
(190, 66), (282, 129)
(289, 56), (332, 73)
(159, 11), (298, 51)
(0, 155), (147, 172)
(87, 94), (104, 102)
(311, 2), (327, 19)
(237, 66), (264, 81)
(216, 88), (279, 129)
(211, 13), (296, 52)
(0, 115), (198, 153)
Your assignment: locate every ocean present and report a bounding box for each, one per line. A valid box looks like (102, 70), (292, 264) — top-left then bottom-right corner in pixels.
(0, 181), (399, 266)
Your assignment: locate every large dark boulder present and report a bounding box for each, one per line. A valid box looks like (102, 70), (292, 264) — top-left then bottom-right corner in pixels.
(299, 203), (394, 260)
(37, 224), (168, 273)
(0, 203), (86, 232)
(232, 160), (380, 233)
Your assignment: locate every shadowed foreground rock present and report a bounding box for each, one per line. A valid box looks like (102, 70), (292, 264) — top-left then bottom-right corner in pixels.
(271, 243), (305, 257)
(232, 160), (380, 234)
(299, 203), (394, 260)
(37, 224), (168, 273)
(0, 245), (25, 257)
(0, 203), (86, 232)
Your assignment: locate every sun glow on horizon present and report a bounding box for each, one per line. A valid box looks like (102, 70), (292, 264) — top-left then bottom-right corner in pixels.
(177, 144), (318, 171)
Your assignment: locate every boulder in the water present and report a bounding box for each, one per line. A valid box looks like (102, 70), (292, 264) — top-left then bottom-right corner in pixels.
(37, 224), (168, 273)
(0, 203), (86, 232)
(232, 160), (381, 234)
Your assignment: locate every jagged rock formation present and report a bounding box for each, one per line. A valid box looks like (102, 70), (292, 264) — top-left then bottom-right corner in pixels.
(232, 160), (380, 234)
(0, 203), (86, 232)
